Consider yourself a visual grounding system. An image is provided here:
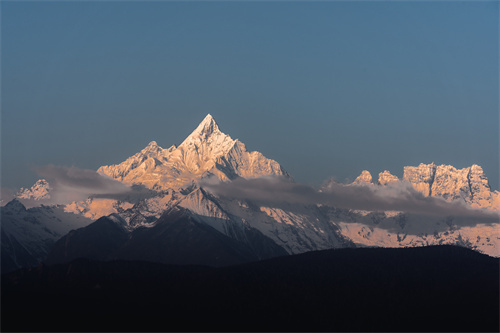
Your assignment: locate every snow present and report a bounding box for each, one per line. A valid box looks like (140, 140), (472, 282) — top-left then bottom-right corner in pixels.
(337, 221), (500, 257)
(1, 200), (93, 267)
(353, 171), (373, 185)
(64, 198), (133, 220)
(378, 171), (399, 185)
(86, 137), (500, 258)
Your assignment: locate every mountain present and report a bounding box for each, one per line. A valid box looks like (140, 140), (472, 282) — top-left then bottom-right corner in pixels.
(46, 114), (351, 266)
(3, 246), (499, 332)
(47, 184), (350, 266)
(98, 114), (290, 191)
(353, 170), (373, 184)
(3, 115), (500, 272)
(377, 170), (399, 185)
(1, 199), (92, 273)
(46, 206), (287, 266)
(403, 163), (498, 209)
(352, 164), (500, 211)
(16, 179), (51, 200)
(341, 166), (500, 256)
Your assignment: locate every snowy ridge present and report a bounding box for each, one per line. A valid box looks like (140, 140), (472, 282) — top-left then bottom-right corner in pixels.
(351, 163), (499, 212)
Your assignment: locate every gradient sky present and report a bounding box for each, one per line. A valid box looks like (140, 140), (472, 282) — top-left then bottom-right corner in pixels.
(2, 1), (498, 191)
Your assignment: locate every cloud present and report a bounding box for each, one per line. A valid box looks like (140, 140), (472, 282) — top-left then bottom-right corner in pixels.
(12, 165), (158, 207)
(35, 165), (129, 194)
(201, 175), (499, 225)
(91, 184), (158, 202)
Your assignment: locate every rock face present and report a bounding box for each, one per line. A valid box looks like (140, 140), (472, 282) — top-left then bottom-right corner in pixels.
(378, 171), (399, 185)
(353, 170), (373, 185)
(403, 163), (437, 196)
(98, 114), (290, 190)
(16, 179), (51, 200)
(402, 163), (498, 210)
(468, 165), (495, 208)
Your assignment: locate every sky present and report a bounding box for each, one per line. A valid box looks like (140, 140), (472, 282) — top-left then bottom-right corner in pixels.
(1, 1), (499, 191)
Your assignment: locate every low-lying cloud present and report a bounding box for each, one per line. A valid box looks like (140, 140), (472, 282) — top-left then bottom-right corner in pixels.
(201, 176), (499, 224)
(11, 165), (158, 207)
(35, 165), (129, 194)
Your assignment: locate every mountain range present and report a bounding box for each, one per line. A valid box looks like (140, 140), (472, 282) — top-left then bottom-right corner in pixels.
(2, 114), (499, 272)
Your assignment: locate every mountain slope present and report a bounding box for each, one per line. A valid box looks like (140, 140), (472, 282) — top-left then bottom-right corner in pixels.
(3, 245), (498, 332)
(0, 199), (93, 273)
(46, 206), (288, 267)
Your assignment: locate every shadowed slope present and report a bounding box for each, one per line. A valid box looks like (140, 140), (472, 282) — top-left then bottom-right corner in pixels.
(3, 245), (498, 332)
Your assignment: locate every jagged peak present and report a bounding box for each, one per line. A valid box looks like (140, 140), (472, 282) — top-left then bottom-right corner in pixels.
(182, 114), (223, 143)
(139, 140), (164, 156)
(378, 170), (399, 185)
(354, 170), (373, 185)
(147, 141), (158, 147)
(470, 164), (484, 173)
(16, 179), (51, 201)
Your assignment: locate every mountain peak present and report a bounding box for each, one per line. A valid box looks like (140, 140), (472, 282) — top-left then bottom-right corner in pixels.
(353, 170), (373, 185)
(5, 198), (27, 212)
(188, 114), (221, 140)
(147, 141), (158, 147)
(139, 140), (164, 158)
(378, 170), (399, 185)
(98, 113), (290, 190)
(17, 179), (51, 201)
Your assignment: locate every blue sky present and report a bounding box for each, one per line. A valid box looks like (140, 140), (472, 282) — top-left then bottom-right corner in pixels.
(2, 1), (498, 190)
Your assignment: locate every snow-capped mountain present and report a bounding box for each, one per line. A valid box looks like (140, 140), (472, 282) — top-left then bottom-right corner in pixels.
(98, 114), (290, 191)
(16, 179), (51, 200)
(1, 199), (92, 272)
(3, 114), (500, 272)
(403, 163), (493, 206)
